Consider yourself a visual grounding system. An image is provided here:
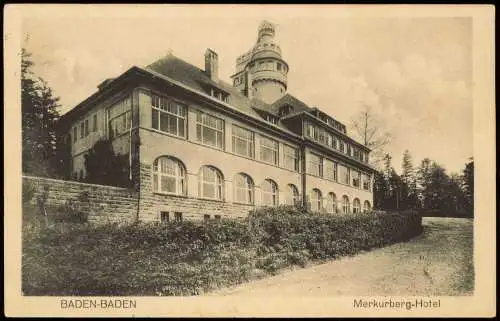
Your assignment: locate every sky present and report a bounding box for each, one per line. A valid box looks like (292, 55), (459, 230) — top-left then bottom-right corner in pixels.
(22, 5), (473, 175)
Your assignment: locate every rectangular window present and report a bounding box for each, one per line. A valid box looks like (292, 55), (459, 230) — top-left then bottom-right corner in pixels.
(338, 164), (349, 185)
(80, 122), (84, 139)
(151, 94), (186, 138)
(203, 214), (211, 221)
(160, 211), (169, 223)
(347, 144), (352, 156)
(352, 170), (361, 187)
(84, 119), (89, 136)
(283, 145), (299, 172)
(92, 114), (97, 132)
(108, 97), (132, 139)
(332, 136), (338, 149)
(73, 127), (77, 142)
(232, 125), (254, 158)
(324, 159), (337, 181)
(196, 111), (224, 149)
(174, 212), (183, 222)
(277, 63), (282, 71)
(308, 153), (322, 177)
(362, 174), (371, 190)
(260, 136), (278, 165)
(214, 215), (221, 220)
(339, 141), (345, 153)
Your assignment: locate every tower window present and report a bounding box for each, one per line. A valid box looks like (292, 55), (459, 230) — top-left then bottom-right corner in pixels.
(277, 63), (282, 71)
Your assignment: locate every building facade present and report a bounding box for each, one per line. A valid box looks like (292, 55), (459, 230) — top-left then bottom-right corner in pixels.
(59, 21), (376, 222)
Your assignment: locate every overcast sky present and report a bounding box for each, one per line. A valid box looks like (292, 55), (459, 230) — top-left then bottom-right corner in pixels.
(22, 6), (473, 175)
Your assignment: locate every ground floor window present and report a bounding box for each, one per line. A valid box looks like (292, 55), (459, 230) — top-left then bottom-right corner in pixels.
(342, 195), (350, 213)
(285, 184), (299, 205)
(353, 198), (361, 213)
(310, 189), (322, 212)
(326, 192), (337, 213)
(363, 200), (371, 213)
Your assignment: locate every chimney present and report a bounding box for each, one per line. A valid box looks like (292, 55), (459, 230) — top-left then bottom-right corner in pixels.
(204, 48), (219, 82)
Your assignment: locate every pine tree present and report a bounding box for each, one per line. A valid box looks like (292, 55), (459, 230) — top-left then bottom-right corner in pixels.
(22, 48), (61, 177)
(462, 158), (474, 215)
(401, 150), (418, 209)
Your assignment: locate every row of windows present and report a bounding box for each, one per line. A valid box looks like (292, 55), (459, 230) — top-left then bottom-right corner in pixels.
(309, 189), (371, 214)
(150, 94), (300, 172)
(72, 114), (98, 143)
(152, 156), (300, 206)
(308, 154), (371, 191)
(305, 121), (368, 164)
(318, 113), (346, 133)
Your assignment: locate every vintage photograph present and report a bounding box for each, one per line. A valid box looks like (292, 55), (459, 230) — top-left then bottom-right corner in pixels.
(6, 4), (495, 317)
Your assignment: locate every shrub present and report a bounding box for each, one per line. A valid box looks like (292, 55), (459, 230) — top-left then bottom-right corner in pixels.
(22, 206), (423, 296)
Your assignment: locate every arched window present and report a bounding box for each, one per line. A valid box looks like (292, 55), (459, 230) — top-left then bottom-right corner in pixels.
(262, 179), (279, 206)
(234, 173), (254, 205)
(353, 198), (361, 213)
(199, 166), (224, 200)
(152, 156), (186, 195)
(285, 184), (299, 206)
(363, 200), (371, 213)
(326, 192), (337, 214)
(342, 195), (350, 214)
(310, 189), (322, 212)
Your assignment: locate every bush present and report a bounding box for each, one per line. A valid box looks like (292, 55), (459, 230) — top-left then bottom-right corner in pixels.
(22, 206), (423, 296)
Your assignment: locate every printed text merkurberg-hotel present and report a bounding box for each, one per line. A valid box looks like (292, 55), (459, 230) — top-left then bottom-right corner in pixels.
(59, 21), (377, 222)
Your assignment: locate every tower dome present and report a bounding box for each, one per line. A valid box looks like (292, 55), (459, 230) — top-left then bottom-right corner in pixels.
(231, 20), (288, 105)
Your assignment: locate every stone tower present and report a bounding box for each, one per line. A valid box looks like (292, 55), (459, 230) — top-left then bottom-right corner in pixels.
(231, 20), (288, 104)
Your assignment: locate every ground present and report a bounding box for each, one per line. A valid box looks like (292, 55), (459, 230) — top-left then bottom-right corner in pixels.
(208, 217), (474, 296)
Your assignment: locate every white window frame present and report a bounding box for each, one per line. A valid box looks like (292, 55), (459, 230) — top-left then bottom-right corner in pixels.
(108, 97), (132, 139)
(342, 195), (350, 213)
(308, 153), (322, 177)
(310, 189), (322, 212)
(285, 184), (299, 206)
(198, 166), (224, 200)
(152, 157), (186, 196)
(261, 179), (279, 206)
(283, 144), (299, 172)
(234, 173), (254, 205)
(151, 94), (186, 138)
(363, 200), (371, 213)
(324, 159), (337, 181)
(232, 125), (255, 158)
(326, 192), (337, 213)
(196, 111), (224, 149)
(353, 198), (361, 213)
(260, 135), (279, 165)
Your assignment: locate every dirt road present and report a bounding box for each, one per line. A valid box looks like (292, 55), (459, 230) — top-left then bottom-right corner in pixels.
(209, 217), (474, 296)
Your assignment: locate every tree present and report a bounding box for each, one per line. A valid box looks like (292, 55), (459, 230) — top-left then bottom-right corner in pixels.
(462, 158), (474, 215)
(22, 48), (61, 177)
(350, 104), (392, 169)
(84, 139), (133, 188)
(400, 150), (419, 209)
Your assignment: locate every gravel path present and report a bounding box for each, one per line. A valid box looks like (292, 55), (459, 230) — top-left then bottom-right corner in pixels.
(208, 217), (474, 296)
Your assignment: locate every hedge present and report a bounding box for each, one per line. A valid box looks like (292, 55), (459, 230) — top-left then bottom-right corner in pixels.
(22, 205), (423, 296)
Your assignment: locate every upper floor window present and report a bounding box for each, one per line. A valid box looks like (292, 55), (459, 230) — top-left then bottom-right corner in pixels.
(283, 145), (299, 172)
(92, 114), (98, 132)
(261, 179), (279, 206)
(80, 122), (84, 139)
(73, 127), (77, 143)
(323, 159), (337, 181)
(347, 144), (352, 157)
(308, 153), (322, 177)
(260, 136), (278, 165)
(362, 174), (371, 191)
(265, 114), (278, 124)
(108, 97), (132, 139)
(352, 170), (361, 188)
(199, 166), (223, 200)
(338, 164), (350, 185)
(151, 94), (186, 138)
(152, 156), (186, 196)
(277, 62), (282, 71)
(310, 189), (322, 212)
(234, 173), (254, 205)
(285, 184), (299, 206)
(196, 111), (224, 149)
(84, 119), (89, 137)
(232, 125), (254, 158)
(339, 141), (345, 153)
(210, 88), (229, 103)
